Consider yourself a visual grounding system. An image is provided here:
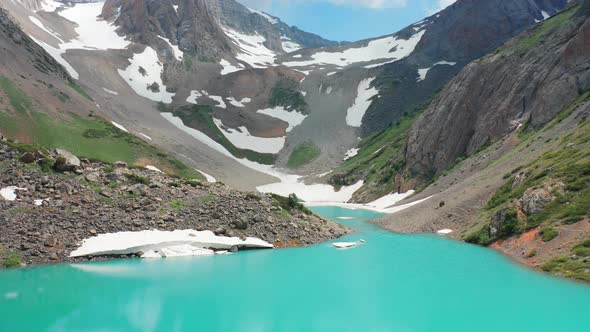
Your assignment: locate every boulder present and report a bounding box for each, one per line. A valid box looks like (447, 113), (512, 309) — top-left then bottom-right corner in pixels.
(114, 161), (128, 168)
(128, 183), (148, 196)
(53, 149), (80, 172)
(20, 152), (36, 164)
(85, 172), (101, 183)
(520, 188), (553, 216)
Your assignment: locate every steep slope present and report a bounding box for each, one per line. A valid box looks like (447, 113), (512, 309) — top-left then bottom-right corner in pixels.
(370, 2), (590, 282)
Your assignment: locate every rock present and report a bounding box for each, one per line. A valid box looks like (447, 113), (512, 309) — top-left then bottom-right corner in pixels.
(229, 245), (238, 253)
(20, 152), (36, 163)
(214, 227), (226, 236)
(99, 189), (113, 198)
(520, 188), (553, 215)
(85, 172), (101, 183)
(233, 216), (248, 230)
(113, 161), (128, 168)
(54, 149), (80, 172)
(128, 184), (148, 196)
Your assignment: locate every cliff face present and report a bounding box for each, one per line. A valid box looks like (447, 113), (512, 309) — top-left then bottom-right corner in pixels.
(362, 0), (568, 135)
(404, 3), (590, 177)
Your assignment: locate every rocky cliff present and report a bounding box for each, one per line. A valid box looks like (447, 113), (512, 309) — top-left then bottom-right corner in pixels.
(405, 2), (590, 178)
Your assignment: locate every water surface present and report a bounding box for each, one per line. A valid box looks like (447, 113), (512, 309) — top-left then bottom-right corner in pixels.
(1, 206), (589, 331)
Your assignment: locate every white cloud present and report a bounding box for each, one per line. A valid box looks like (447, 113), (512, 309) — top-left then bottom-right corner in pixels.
(427, 0), (457, 15)
(239, 0), (407, 10)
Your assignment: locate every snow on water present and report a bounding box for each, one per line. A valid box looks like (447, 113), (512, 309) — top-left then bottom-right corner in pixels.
(196, 169), (217, 183)
(111, 121), (129, 133)
(4, 292), (19, 300)
(343, 148), (359, 161)
(117, 47), (175, 103)
(162, 112), (363, 203)
(157, 35), (183, 60)
(222, 27), (277, 68)
(1, 187), (26, 201)
(257, 106), (307, 132)
(247, 8), (278, 24)
(145, 165), (163, 173)
(416, 61), (457, 82)
(219, 59), (244, 75)
(281, 35), (302, 53)
(284, 30), (425, 68)
(69, 229), (273, 258)
(346, 78), (378, 127)
(102, 87), (118, 95)
(213, 118), (285, 154)
(227, 97), (251, 108)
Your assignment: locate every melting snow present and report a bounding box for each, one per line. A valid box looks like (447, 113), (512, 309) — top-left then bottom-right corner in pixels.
(161, 112), (363, 203)
(196, 169), (217, 183)
(227, 97), (251, 108)
(541, 11), (550, 20)
(172, 5), (179, 14)
(111, 121), (129, 133)
(332, 242), (357, 249)
(157, 35), (183, 60)
(284, 30), (425, 68)
(29, 15), (63, 42)
(417, 61), (457, 81)
(213, 118), (285, 154)
(102, 87), (118, 95)
(346, 78), (378, 127)
(281, 35), (302, 53)
(139, 133), (152, 140)
(1, 186), (26, 201)
(219, 59), (244, 75)
(186, 90), (202, 104)
(145, 165), (163, 173)
(256, 106), (307, 132)
(208, 95), (227, 109)
(344, 148), (359, 161)
(437, 229), (453, 235)
(69, 229), (273, 258)
(118, 47), (175, 103)
(222, 27), (277, 68)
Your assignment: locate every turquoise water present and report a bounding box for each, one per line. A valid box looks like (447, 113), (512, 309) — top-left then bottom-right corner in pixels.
(1, 206), (590, 331)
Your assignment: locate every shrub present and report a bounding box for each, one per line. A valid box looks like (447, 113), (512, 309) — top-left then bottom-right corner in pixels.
(539, 226), (559, 242)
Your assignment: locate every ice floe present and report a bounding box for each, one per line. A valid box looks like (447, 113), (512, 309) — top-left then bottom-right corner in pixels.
(111, 121), (129, 133)
(346, 78), (378, 127)
(213, 118), (285, 154)
(118, 46), (175, 103)
(69, 229), (273, 258)
(284, 31), (425, 68)
(332, 242), (357, 249)
(256, 106), (307, 132)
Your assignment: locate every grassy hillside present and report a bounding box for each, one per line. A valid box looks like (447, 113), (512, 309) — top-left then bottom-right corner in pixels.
(287, 141), (321, 168)
(0, 77), (201, 179)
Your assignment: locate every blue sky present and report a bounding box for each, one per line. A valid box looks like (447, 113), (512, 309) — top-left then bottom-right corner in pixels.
(237, 0), (456, 41)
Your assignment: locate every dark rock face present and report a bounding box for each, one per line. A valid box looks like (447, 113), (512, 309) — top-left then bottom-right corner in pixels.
(405, 5), (590, 178)
(102, 0), (338, 61)
(362, 0), (568, 135)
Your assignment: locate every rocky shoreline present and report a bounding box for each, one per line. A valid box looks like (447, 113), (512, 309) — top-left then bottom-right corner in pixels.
(0, 138), (350, 268)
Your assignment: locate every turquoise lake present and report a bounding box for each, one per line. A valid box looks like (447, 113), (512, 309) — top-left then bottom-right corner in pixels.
(1, 206), (590, 331)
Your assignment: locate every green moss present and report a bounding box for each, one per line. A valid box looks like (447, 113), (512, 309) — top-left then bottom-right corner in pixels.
(169, 200), (186, 210)
(287, 141), (321, 168)
(125, 174), (151, 185)
(542, 239), (590, 282)
(0, 246), (22, 268)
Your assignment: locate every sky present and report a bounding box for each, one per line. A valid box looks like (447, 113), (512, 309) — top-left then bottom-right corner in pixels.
(237, 0), (457, 41)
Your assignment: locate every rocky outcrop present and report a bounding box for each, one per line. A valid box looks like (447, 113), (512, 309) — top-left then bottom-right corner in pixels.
(362, 0), (568, 135)
(404, 3), (590, 178)
(0, 139), (350, 267)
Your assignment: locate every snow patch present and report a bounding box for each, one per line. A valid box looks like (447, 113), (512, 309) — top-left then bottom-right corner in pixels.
(1, 186), (26, 201)
(284, 30), (425, 68)
(138, 133), (152, 140)
(344, 148), (359, 161)
(186, 90), (202, 104)
(145, 165), (163, 173)
(196, 169), (217, 183)
(346, 78), (378, 127)
(227, 97), (251, 108)
(157, 35), (183, 60)
(69, 229), (273, 258)
(111, 121), (129, 133)
(208, 95), (227, 109)
(118, 47), (175, 103)
(541, 10), (550, 20)
(213, 118), (285, 154)
(247, 8), (278, 24)
(219, 59), (244, 75)
(256, 106), (307, 132)
(437, 229), (453, 235)
(416, 61), (457, 82)
(102, 87), (118, 95)
(281, 35), (302, 53)
(222, 27), (277, 68)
